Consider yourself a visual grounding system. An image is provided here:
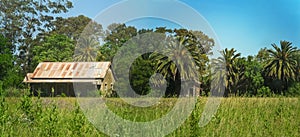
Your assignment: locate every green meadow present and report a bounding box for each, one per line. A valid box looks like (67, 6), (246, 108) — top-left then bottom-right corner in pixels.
(1, 96), (299, 137)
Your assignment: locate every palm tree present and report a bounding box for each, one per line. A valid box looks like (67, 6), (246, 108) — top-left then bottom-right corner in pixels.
(74, 37), (99, 61)
(152, 36), (201, 79)
(264, 41), (298, 91)
(150, 36), (200, 96)
(211, 48), (241, 97)
(295, 50), (300, 81)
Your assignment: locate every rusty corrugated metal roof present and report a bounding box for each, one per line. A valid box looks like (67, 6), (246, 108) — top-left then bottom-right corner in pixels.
(30, 62), (111, 79)
(24, 79), (99, 83)
(23, 73), (33, 83)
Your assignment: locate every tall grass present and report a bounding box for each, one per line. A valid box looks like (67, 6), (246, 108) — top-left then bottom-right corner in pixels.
(0, 94), (299, 136)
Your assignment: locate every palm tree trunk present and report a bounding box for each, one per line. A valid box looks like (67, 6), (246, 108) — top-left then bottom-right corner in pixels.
(174, 71), (181, 97)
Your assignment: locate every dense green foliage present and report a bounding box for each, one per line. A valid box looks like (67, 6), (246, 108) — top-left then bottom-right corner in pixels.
(32, 34), (75, 64)
(0, 35), (23, 90)
(0, 0), (73, 75)
(1, 1), (299, 137)
(0, 35), (14, 84)
(264, 41), (298, 92)
(0, 96), (299, 136)
(0, 0), (299, 97)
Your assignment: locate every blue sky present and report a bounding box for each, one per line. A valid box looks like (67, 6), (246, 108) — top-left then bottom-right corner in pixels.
(64, 0), (300, 56)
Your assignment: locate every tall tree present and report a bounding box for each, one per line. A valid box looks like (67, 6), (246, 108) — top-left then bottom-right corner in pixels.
(256, 48), (270, 64)
(244, 56), (265, 95)
(173, 29), (213, 94)
(99, 23), (137, 61)
(0, 0), (73, 74)
(49, 15), (103, 41)
(150, 35), (202, 96)
(212, 48), (241, 97)
(0, 35), (22, 89)
(294, 50), (300, 81)
(264, 41), (298, 91)
(151, 36), (200, 80)
(0, 35), (13, 79)
(100, 26), (213, 96)
(32, 34), (74, 64)
(173, 29), (214, 54)
(32, 15), (103, 67)
(129, 55), (157, 95)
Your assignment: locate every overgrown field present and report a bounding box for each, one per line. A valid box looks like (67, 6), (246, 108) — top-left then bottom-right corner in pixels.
(0, 96), (299, 137)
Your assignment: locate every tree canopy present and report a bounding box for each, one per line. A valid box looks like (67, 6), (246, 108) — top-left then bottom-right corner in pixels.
(32, 34), (74, 64)
(0, 0), (73, 76)
(0, 1), (299, 97)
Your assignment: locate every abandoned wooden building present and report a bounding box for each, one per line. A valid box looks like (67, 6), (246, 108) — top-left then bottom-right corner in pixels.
(23, 62), (115, 96)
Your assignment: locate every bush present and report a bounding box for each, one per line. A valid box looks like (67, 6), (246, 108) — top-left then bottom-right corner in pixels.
(286, 82), (300, 97)
(4, 87), (28, 97)
(257, 86), (273, 97)
(0, 81), (3, 95)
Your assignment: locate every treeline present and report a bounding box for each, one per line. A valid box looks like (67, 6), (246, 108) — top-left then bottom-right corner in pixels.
(0, 1), (299, 97)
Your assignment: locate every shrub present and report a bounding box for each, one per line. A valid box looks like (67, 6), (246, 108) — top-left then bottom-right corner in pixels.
(0, 89), (8, 126)
(0, 81), (3, 95)
(4, 87), (27, 97)
(286, 82), (300, 97)
(257, 86), (273, 97)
